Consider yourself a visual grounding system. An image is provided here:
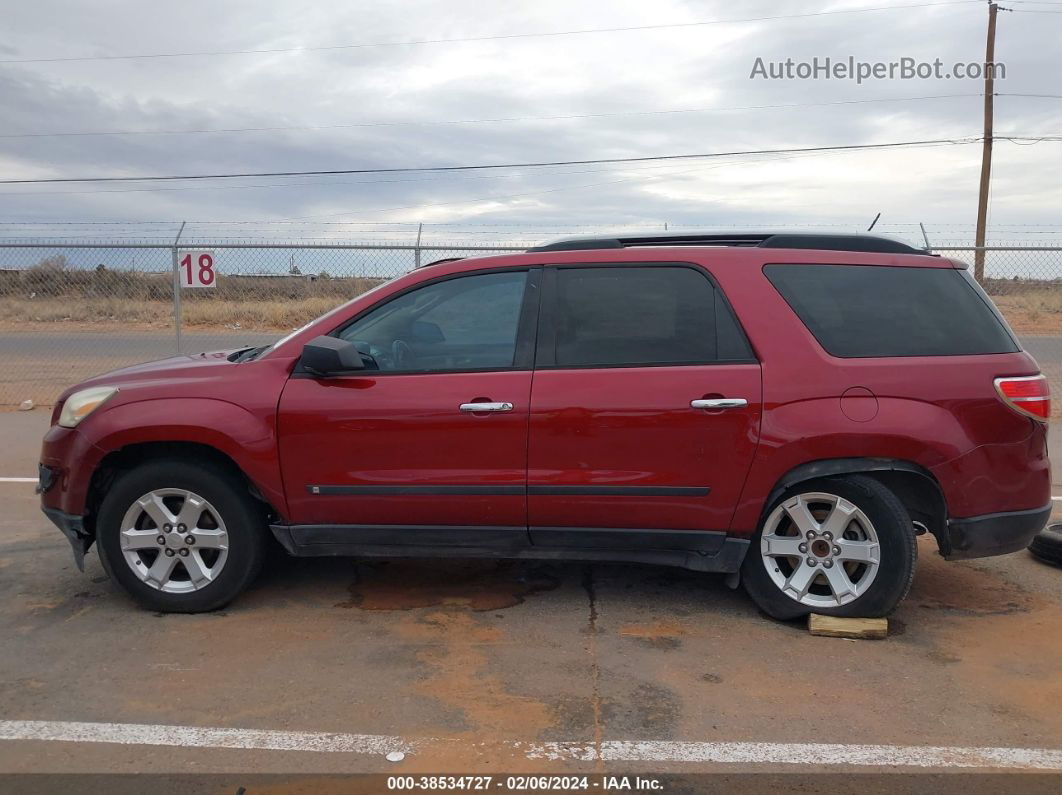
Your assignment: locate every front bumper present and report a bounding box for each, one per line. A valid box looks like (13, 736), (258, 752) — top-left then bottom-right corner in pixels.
(944, 502), (1052, 560)
(42, 507), (93, 572)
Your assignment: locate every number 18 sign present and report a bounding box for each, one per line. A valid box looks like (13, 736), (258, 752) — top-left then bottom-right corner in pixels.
(178, 251), (217, 288)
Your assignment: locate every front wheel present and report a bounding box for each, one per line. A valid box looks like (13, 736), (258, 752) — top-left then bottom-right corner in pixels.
(741, 475), (917, 620)
(96, 460), (267, 613)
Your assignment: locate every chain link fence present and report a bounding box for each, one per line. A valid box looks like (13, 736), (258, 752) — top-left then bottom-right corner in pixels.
(1, 238), (1060, 407)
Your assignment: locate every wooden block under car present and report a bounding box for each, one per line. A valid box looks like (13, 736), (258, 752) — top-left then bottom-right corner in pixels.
(808, 613), (888, 639)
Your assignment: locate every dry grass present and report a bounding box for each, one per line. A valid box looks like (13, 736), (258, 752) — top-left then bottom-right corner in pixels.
(0, 296), (340, 331)
(992, 290), (1062, 334)
(0, 262), (382, 331)
(4, 288), (1062, 334)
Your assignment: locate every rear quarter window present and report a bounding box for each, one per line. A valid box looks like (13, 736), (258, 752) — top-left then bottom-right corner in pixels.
(763, 263), (1019, 358)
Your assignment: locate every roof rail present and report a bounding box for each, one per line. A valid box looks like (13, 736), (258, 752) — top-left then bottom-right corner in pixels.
(527, 232), (930, 256)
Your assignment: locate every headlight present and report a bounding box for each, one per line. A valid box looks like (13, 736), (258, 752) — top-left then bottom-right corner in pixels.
(58, 386), (119, 428)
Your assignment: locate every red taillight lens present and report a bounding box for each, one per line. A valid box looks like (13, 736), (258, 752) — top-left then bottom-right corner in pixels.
(995, 374), (1050, 421)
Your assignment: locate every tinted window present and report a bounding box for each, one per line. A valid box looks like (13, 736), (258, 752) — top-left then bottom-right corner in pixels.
(338, 271), (528, 372)
(550, 266), (752, 367)
(764, 264), (1018, 358)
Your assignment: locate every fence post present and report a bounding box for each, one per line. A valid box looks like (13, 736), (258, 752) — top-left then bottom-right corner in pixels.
(172, 221), (186, 354)
(413, 222), (423, 269)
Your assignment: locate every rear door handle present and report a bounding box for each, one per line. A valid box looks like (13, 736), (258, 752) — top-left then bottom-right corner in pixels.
(459, 402), (514, 413)
(691, 398), (748, 410)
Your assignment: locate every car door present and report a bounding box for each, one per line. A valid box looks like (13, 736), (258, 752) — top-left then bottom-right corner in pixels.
(277, 267), (539, 547)
(527, 263), (762, 552)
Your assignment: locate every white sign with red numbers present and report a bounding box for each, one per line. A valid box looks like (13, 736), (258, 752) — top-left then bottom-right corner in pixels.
(178, 251), (217, 288)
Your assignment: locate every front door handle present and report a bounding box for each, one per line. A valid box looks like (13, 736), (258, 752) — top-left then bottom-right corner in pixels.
(691, 398), (748, 410)
(460, 401), (514, 413)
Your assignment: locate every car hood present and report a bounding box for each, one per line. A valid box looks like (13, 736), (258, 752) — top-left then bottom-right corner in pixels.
(56, 349), (248, 402)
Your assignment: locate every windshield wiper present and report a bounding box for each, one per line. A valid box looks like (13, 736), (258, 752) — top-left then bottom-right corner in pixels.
(231, 345), (269, 363)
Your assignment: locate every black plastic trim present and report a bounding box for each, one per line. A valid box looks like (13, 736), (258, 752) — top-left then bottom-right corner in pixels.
(307, 484), (710, 497)
(269, 523), (750, 573)
(36, 463), (57, 495)
(529, 232), (928, 255)
(307, 484), (524, 496)
(528, 485), (710, 497)
(41, 507), (93, 572)
(529, 526), (725, 552)
(945, 502), (1051, 560)
(280, 524), (529, 551)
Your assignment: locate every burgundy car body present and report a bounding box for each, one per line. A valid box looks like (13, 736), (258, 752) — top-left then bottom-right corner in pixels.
(40, 236), (1051, 574)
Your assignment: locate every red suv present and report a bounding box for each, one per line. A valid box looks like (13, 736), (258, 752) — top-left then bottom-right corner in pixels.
(38, 233), (1051, 618)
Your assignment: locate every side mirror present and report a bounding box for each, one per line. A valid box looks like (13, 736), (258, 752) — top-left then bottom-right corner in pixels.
(301, 335), (365, 375)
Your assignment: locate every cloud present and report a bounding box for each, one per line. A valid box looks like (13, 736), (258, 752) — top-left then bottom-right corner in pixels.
(1, 0), (1060, 243)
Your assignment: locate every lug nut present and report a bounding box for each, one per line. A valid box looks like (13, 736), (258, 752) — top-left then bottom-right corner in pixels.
(177, 524), (187, 534)
(156, 535), (166, 545)
(833, 546), (841, 556)
(178, 548), (189, 557)
(806, 531), (817, 539)
(823, 532), (833, 540)
(163, 524), (172, 533)
(164, 549), (175, 557)
(185, 535), (195, 545)
(798, 542), (808, 553)
(823, 560), (834, 568)
(806, 557), (817, 567)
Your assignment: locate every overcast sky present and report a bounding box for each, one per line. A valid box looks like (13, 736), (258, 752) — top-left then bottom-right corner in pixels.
(2, 0), (1061, 243)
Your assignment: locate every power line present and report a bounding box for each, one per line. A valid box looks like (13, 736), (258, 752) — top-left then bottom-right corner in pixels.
(283, 141), (977, 220)
(0, 136), (995, 185)
(997, 92), (1062, 99)
(0, 160), (702, 197)
(0, 94), (984, 140)
(0, 2), (980, 65)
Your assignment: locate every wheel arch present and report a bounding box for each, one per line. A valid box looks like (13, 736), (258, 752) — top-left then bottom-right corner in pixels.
(84, 441), (283, 538)
(759, 457), (950, 555)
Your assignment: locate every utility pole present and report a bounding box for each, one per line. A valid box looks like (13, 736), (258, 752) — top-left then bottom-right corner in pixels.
(974, 2), (999, 283)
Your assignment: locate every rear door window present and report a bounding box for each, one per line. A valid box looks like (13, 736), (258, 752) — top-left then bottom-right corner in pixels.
(543, 265), (753, 368)
(764, 264), (1018, 358)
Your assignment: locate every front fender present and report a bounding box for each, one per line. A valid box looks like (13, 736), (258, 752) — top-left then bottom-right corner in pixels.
(66, 397), (286, 518)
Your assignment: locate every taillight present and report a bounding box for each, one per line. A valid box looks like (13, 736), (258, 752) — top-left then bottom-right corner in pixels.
(994, 374), (1050, 422)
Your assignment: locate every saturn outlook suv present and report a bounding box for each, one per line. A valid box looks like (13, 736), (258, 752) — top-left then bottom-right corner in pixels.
(39, 233), (1051, 618)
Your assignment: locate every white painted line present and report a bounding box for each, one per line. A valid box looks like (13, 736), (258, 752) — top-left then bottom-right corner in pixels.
(3, 720), (1062, 770)
(0, 720), (410, 756)
(529, 740), (1062, 770)
(0, 477), (36, 483)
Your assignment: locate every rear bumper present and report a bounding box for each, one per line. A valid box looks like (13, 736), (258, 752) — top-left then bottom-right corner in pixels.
(944, 502), (1051, 560)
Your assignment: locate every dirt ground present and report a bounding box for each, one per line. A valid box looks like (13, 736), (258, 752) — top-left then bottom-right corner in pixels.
(1, 410), (1061, 780)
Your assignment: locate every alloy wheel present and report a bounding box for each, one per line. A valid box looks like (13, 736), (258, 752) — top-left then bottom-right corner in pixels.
(118, 489), (230, 593)
(760, 491), (881, 608)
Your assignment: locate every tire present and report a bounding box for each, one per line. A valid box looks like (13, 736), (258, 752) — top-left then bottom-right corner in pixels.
(741, 475), (917, 620)
(1029, 524), (1062, 567)
(96, 459), (267, 613)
